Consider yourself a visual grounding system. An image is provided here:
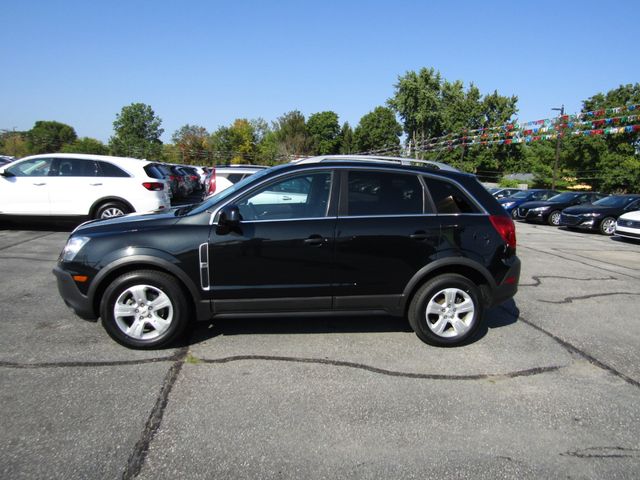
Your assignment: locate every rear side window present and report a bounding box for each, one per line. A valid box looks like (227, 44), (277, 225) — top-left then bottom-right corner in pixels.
(423, 177), (479, 214)
(347, 171), (423, 216)
(225, 173), (246, 183)
(144, 164), (165, 179)
(97, 161), (130, 177)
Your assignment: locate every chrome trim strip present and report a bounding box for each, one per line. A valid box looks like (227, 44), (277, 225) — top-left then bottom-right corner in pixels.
(198, 243), (210, 291)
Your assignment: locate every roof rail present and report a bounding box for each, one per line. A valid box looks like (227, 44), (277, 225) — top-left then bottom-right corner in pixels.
(294, 155), (460, 172)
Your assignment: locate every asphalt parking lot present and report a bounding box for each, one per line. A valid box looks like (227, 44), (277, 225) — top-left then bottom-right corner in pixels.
(1, 221), (639, 479)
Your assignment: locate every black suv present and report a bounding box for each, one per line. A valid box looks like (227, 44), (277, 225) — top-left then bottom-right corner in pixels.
(53, 156), (520, 349)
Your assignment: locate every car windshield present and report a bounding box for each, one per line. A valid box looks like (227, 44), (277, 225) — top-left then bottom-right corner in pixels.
(548, 193), (577, 202)
(593, 196), (634, 208)
(511, 191), (532, 199)
(189, 165), (282, 214)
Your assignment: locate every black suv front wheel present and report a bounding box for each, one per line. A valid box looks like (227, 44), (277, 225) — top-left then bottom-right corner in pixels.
(100, 270), (188, 349)
(408, 274), (483, 347)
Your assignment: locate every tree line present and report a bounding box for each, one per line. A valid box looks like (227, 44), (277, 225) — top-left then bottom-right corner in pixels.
(1, 68), (638, 192)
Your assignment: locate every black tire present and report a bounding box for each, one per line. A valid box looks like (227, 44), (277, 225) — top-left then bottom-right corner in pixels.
(510, 209), (518, 219)
(408, 274), (484, 347)
(100, 270), (189, 349)
(547, 210), (562, 226)
(599, 217), (616, 235)
(95, 201), (131, 220)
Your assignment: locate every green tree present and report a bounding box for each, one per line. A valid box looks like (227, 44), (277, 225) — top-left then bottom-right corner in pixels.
(210, 119), (257, 164)
(109, 103), (164, 159)
(307, 111), (340, 155)
(27, 120), (77, 154)
(353, 106), (402, 154)
(0, 131), (30, 158)
(60, 137), (109, 155)
(172, 124), (210, 164)
(338, 122), (354, 154)
(273, 111), (310, 159)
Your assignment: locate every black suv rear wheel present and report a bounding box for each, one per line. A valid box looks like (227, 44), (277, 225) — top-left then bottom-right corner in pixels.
(99, 270), (188, 349)
(408, 274), (483, 347)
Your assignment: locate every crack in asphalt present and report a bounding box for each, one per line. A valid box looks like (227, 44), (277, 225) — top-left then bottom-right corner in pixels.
(504, 307), (640, 389)
(0, 353), (184, 369)
(540, 291), (640, 304)
(560, 446), (640, 459)
(194, 354), (564, 380)
(0, 255), (58, 263)
(0, 232), (60, 252)
(122, 347), (188, 480)
(519, 275), (617, 287)
(519, 244), (640, 281)
(0, 353), (564, 381)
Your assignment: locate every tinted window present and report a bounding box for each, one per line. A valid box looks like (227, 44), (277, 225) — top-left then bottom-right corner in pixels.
(97, 161), (130, 177)
(226, 173), (246, 183)
(423, 177), (479, 214)
(7, 158), (52, 177)
(347, 171), (423, 216)
(237, 172), (331, 221)
(51, 158), (97, 177)
(144, 164), (165, 179)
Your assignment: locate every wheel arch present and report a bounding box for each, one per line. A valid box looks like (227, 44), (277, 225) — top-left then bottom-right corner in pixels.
(88, 255), (205, 321)
(401, 258), (497, 315)
(89, 197), (135, 218)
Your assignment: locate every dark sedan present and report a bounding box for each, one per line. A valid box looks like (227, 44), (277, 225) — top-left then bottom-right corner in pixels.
(559, 194), (640, 235)
(516, 192), (607, 226)
(498, 189), (560, 219)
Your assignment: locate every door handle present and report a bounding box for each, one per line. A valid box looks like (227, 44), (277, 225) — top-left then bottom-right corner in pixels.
(409, 231), (428, 241)
(33, 182), (47, 186)
(90, 183), (103, 186)
(304, 235), (325, 247)
(282, 195), (292, 201)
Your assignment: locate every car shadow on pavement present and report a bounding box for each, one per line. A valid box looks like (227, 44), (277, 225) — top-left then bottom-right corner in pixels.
(0, 218), (78, 232)
(185, 300), (520, 347)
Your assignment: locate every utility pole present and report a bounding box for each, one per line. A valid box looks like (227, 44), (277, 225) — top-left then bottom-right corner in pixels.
(551, 105), (564, 190)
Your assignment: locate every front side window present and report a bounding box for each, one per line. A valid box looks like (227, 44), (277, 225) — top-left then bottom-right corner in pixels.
(347, 171), (423, 216)
(6, 158), (52, 177)
(237, 172), (331, 221)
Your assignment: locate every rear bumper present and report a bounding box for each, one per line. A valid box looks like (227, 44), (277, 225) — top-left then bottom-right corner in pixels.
(52, 266), (97, 321)
(491, 256), (521, 307)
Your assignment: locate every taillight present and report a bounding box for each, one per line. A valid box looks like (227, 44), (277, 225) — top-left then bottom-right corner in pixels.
(190, 175), (199, 182)
(169, 175), (177, 181)
(208, 170), (217, 195)
(489, 215), (516, 251)
(142, 182), (165, 191)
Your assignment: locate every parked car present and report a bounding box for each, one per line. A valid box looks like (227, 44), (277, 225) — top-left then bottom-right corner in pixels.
(559, 194), (640, 235)
(0, 155), (15, 166)
(498, 189), (560, 218)
(516, 192), (607, 226)
(53, 155), (520, 349)
(0, 153), (171, 220)
(614, 211), (640, 241)
(487, 187), (523, 199)
(203, 165), (267, 198)
(166, 165), (190, 199)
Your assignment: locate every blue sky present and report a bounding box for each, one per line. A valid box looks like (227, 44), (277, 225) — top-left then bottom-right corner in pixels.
(2, 0), (638, 143)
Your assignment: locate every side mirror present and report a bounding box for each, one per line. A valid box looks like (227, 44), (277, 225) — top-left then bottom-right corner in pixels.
(218, 204), (241, 226)
(0, 169), (13, 178)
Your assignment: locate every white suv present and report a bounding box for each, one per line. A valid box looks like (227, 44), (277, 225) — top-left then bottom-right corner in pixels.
(0, 153), (171, 219)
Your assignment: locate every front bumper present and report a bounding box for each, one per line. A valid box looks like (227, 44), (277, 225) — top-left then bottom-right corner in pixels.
(52, 266), (97, 321)
(558, 213), (598, 230)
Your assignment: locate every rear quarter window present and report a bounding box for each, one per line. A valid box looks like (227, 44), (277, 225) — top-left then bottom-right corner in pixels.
(424, 177), (480, 214)
(97, 161), (130, 177)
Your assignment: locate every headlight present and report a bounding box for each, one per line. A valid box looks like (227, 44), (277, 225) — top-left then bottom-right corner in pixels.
(502, 202), (515, 208)
(531, 206), (550, 212)
(582, 213), (602, 217)
(60, 236), (90, 262)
